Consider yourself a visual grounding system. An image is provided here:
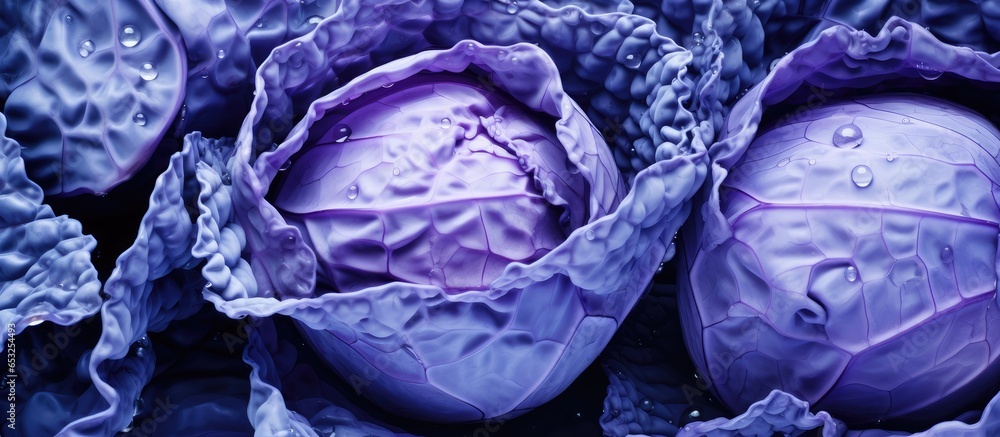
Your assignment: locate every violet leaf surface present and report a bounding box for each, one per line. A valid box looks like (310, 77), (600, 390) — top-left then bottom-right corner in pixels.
(674, 17), (1000, 437)
(0, 0), (186, 195)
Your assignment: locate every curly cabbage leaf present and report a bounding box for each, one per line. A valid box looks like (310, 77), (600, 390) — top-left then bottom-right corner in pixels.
(0, 112), (102, 341)
(0, 111), (103, 435)
(53, 134), (225, 434)
(152, 0), (350, 140)
(0, 0), (186, 195)
(674, 17), (1000, 436)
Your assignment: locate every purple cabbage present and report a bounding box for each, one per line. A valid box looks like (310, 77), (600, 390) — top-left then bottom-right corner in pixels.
(192, 0), (709, 422)
(676, 17), (1000, 436)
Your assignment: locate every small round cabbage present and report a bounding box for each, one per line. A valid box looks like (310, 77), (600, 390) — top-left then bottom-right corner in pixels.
(680, 93), (1000, 426)
(273, 73), (572, 293)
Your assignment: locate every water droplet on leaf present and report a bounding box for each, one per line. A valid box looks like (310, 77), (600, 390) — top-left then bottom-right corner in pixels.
(639, 399), (654, 412)
(78, 40), (95, 58)
(139, 62), (158, 80)
(332, 124), (351, 142)
(440, 117), (452, 128)
(692, 32), (705, 45)
(845, 265), (858, 282)
(886, 152), (897, 162)
(916, 62), (943, 80)
(589, 20), (608, 34)
(133, 112), (146, 126)
(64, 15), (72, 24)
(689, 409), (700, 418)
(279, 160), (291, 171)
(307, 15), (323, 25)
(217, 49), (226, 59)
(506, 1), (518, 14)
(832, 123), (863, 148)
(851, 165), (873, 188)
(392, 167), (400, 176)
(902, 117), (911, 124)
(808, 158), (816, 165)
(347, 185), (359, 200)
(941, 246), (954, 264)
(623, 54), (641, 69)
(119, 25), (141, 47)
(585, 230), (595, 240)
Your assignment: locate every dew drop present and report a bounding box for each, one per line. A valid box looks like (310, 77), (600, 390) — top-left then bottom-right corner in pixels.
(119, 25), (141, 48)
(689, 409), (701, 418)
(78, 40), (95, 58)
(844, 265), (858, 282)
(255, 20), (264, 28)
(347, 185), (359, 200)
(122, 421), (134, 433)
(440, 117), (452, 128)
(692, 32), (705, 45)
(392, 167), (400, 176)
(656, 263), (664, 273)
(139, 62), (158, 80)
(639, 399), (654, 412)
(610, 409), (620, 418)
(134, 398), (144, 416)
(886, 152), (897, 162)
(132, 112), (146, 126)
(26, 317), (44, 326)
(279, 160), (291, 171)
(585, 230), (595, 240)
(506, 1), (518, 14)
(589, 20), (608, 34)
(769, 57), (782, 71)
(466, 42), (475, 53)
(64, 15), (72, 24)
(941, 246), (955, 264)
(623, 53), (641, 69)
(808, 158), (816, 165)
(332, 124), (351, 142)
(307, 15), (324, 25)
(851, 165), (873, 188)
(776, 157), (791, 167)
(916, 62), (943, 80)
(832, 123), (863, 148)
(222, 172), (232, 185)
(902, 117), (911, 124)
(217, 49), (226, 59)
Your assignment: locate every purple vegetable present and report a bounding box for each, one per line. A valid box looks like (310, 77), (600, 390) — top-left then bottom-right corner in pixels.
(272, 71), (578, 293)
(1, 0), (186, 195)
(196, 8), (708, 419)
(678, 18), (1000, 435)
(684, 92), (1000, 424)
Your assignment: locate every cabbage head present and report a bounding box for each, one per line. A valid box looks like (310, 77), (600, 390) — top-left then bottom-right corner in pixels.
(200, 25), (704, 421)
(677, 18), (1000, 435)
(683, 92), (1000, 426)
